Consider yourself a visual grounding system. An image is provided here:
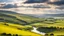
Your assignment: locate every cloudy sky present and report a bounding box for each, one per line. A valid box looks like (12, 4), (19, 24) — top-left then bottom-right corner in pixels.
(0, 0), (64, 5)
(0, 0), (64, 17)
(24, 0), (64, 5)
(0, 0), (26, 3)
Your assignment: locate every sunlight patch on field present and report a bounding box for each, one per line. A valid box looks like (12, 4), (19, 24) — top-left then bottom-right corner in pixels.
(0, 23), (42, 36)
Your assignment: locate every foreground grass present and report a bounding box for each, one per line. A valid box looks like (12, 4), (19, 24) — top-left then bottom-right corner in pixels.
(0, 22), (42, 36)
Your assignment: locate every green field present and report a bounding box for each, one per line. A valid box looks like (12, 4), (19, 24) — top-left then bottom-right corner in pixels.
(0, 10), (64, 36)
(31, 19), (64, 36)
(0, 22), (42, 36)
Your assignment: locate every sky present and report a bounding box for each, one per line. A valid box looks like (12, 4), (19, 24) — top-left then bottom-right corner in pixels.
(0, 0), (64, 17)
(0, 0), (26, 3)
(0, 0), (64, 5)
(24, 0), (64, 5)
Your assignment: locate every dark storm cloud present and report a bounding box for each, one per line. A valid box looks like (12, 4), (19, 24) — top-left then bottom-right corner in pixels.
(24, 0), (64, 5)
(48, 0), (64, 5)
(24, 0), (48, 3)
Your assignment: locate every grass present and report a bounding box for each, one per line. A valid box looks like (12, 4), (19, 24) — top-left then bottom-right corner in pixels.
(0, 10), (42, 25)
(31, 19), (64, 35)
(31, 19), (64, 27)
(0, 10), (64, 36)
(49, 30), (64, 36)
(0, 10), (43, 36)
(0, 22), (42, 36)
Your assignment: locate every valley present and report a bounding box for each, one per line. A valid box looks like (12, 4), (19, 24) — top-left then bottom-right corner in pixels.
(0, 10), (64, 36)
(0, 0), (64, 36)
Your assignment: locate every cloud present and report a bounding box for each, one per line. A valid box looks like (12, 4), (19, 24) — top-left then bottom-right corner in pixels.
(24, 0), (64, 5)
(24, 0), (48, 3)
(48, 0), (64, 5)
(0, 0), (26, 3)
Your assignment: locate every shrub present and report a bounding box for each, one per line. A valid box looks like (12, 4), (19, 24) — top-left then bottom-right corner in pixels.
(45, 33), (48, 36)
(7, 34), (11, 36)
(50, 33), (54, 36)
(13, 34), (18, 36)
(1, 33), (6, 36)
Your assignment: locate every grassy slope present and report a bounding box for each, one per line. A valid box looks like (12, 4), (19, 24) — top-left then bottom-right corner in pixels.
(49, 30), (64, 36)
(31, 19), (64, 35)
(0, 10), (43, 36)
(0, 22), (41, 36)
(0, 10), (64, 36)
(0, 10), (40, 25)
(32, 19), (64, 27)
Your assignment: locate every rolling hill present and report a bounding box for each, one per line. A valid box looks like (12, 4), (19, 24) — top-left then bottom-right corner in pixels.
(0, 10), (41, 25)
(0, 10), (64, 36)
(0, 10), (43, 36)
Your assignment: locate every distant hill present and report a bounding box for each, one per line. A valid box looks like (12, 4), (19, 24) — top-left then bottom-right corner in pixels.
(43, 14), (64, 17)
(28, 14), (64, 18)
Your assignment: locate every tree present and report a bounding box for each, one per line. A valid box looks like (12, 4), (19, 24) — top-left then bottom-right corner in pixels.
(1, 33), (6, 36)
(50, 33), (54, 36)
(16, 34), (18, 36)
(45, 33), (48, 36)
(13, 34), (18, 36)
(24, 27), (33, 31)
(7, 34), (11, 36)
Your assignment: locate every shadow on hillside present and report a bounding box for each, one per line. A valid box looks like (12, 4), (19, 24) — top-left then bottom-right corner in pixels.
(37, 26), (64, 33)
(0, 10), (28, 25)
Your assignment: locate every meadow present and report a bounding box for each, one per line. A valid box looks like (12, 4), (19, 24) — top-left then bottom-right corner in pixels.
(0, 10), (64, 36)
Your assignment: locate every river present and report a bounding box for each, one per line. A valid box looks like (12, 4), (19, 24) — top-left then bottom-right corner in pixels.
(31, 27), (46, 35)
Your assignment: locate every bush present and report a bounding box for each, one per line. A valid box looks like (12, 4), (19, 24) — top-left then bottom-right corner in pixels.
(50, 33), (54, 36)
(13, 34), (18, 36)
(1, 33), (12, 36)
(24, 27), (33, 31)
(1, 33), (6, 36)
(45, 33), (48, 36)
(37, 27), (57, 33)
(7, 34), (11, 36)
